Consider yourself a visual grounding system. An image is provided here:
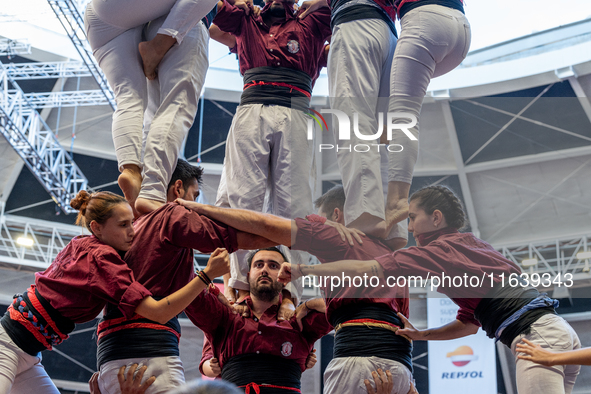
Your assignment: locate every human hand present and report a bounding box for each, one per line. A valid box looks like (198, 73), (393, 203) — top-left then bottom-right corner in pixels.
(204, 248), (230, 279)
(305, 349), (317, 370)
(516, 338), (557, 366)
(117, 364), (156, 394)
(234, 0), (253, 15)
(89, 372), (101, 394)
(395, 312), (420, 341)
(364, 369), (393, 394)
(324, 220), (364, 246)
(278, 297), (296, 321)
(298, 0), (328, 18)
(175, 198), (207, 214)
(278, 262), (294, 284)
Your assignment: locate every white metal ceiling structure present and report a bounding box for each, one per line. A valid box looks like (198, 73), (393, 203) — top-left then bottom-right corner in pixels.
(1, 9), (591, 394)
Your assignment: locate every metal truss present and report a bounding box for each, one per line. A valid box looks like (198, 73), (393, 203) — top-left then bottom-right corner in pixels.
(496, 234), (591, 289)
(5, 61), (92, 80)
(46, 0), (116, 110)
(0, 208), (81, 270)
(0, 39), (31, 57)
(23, 90), (110, 108)
(0, 62), (89, 214)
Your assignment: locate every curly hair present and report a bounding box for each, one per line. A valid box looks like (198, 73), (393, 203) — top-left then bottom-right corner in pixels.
(409, 185), (467, 230)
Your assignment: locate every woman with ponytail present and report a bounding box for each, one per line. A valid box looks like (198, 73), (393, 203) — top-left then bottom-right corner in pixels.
(0, 191), (230, 394)
(278, 185), (581, 394)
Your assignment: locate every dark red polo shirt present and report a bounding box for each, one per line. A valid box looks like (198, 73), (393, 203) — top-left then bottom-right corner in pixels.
(186, 292), (331, 372)
(292, 215), (409, 323)
(124, 203), (239, 297)
(213, 0), (331, 78)
(36, 235), (151, 322)
(375, 228), (522, 326)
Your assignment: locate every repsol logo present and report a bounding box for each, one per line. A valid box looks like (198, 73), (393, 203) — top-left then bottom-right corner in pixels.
(441, 371), (484, 379)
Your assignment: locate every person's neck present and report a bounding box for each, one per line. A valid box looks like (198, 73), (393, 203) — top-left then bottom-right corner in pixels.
(251, 295), (280, 319)
(263, 13), (286, 26)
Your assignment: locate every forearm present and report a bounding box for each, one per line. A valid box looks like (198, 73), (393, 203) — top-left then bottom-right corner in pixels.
(551, 347), (591, 366)
(135, 274), (212, 324)
(299, 259), (384, 279)
(304, 298), (326, 314)
(203, 205), (292, 246)
(209, 24), (236, 48)
(418, 319), (479, 341)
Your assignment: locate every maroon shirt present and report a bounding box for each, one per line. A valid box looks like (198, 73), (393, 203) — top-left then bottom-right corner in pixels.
(213, 0), (331, 78)
(293, 215), (409, 323)
(36, 235), (152, 322)
(375, 228), (522, 326)
(124, 203), (239, 296)
(186, 292), (331, 372)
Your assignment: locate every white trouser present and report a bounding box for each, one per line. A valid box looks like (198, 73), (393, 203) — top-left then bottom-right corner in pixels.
(98, 356), (185, 394)
(388, 4), (471, 184)
(324, 356), (412, 394)
(140, 18), (209, 201)
(511, 314), (581, 394)
(327, 18), (396, 227)
(84, 0), (213, 202)
(216, 104), (315, 301)
(0, 325), (59, 394)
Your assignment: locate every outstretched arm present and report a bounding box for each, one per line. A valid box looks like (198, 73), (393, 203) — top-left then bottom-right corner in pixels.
(135, 249), (230, 324)
(396, 313), (479, 341)
(278, 259), (385, 284)
(176, 199), (294, 246)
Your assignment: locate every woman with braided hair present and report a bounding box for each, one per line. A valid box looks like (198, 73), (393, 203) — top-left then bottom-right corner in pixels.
(0, 191), (230, 394)
(278, 185), (581, 394)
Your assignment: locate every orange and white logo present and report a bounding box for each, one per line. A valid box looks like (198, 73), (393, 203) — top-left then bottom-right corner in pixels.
(446, 346), (478, 367)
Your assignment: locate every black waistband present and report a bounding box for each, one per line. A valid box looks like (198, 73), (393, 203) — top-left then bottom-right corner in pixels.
(330, 4), (397, 38)
(399, 0), (464, 19)
(474, 285), (556, 347)
(330, 303), (413, 372)
(0, 288), (75, 356)
(241, 66), (312, 111)
(96, 303), (181, 367)
(221, 353), (301, 392)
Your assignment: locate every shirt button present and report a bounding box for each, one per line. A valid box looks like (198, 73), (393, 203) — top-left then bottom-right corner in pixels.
(270, 49), (273, 52)
(256, 351), (260, 354)
(270, 34), (273, 37)
(258, 331), (262, 335)
(277, 62), (280, 65)
(254, 317), (258, 322)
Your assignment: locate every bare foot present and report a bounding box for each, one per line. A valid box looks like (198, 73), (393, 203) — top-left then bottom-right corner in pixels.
(138, 34), (176, 80)
(135, 197), (165, 216)
(118, 165), (142, 215)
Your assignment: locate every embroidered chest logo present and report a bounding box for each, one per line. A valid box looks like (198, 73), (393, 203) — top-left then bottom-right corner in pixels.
(281, 341), (293, 357)
(287, 40), (299, 54)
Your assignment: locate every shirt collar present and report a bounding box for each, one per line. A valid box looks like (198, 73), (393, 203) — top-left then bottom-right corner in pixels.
(241, 293), (284, 317)
(415, 227), (458, 246)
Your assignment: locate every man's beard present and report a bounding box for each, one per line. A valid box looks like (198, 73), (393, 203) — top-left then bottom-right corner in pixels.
(268, 4), (285, 17)
(250, 275), (282, 302)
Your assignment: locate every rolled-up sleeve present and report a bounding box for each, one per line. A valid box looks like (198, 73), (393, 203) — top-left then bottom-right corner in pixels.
(118, 282), (153, 319)
(90, 251), (152, 319)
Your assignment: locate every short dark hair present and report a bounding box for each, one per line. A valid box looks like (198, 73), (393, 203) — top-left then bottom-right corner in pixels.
(247, 246), (289, 269)
(314, 185), (345, 215)
(409, 185), (467, 230)
(168, 158), (204, 190)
